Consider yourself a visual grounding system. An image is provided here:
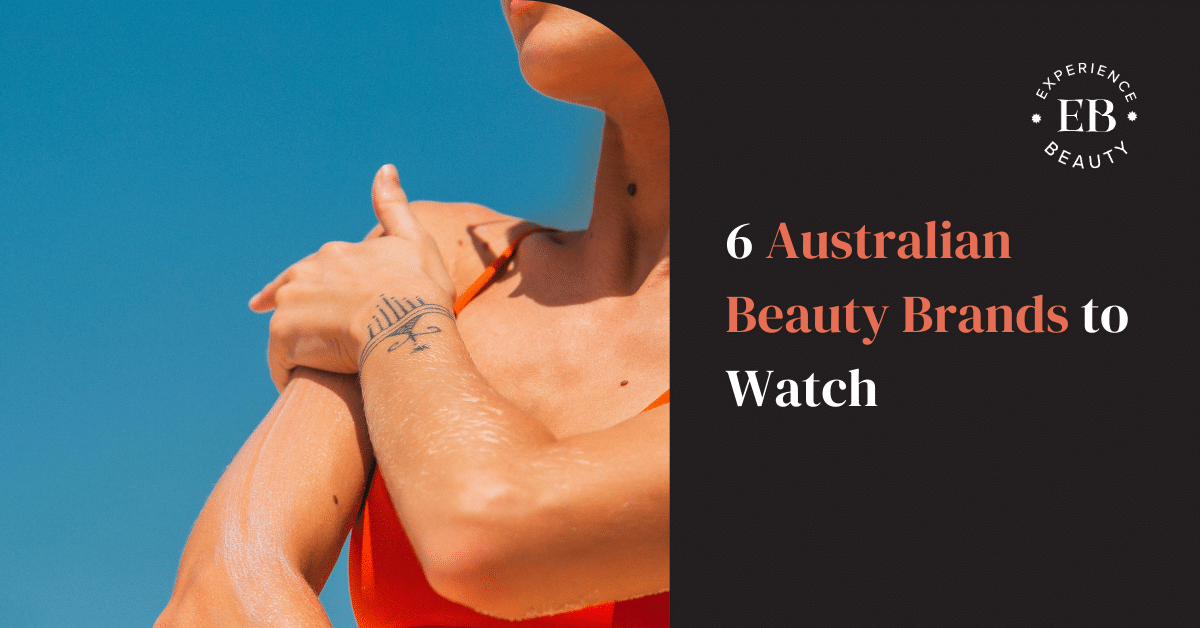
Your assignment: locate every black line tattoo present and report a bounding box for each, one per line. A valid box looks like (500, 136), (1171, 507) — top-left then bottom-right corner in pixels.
(360, 294), (454, 369)
(383, 298), (401, 321)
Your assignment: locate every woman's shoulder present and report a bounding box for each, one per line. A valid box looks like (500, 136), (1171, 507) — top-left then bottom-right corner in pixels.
(408, 200), (541, 296)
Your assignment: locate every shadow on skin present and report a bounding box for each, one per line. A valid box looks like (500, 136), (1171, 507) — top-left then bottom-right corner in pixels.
(498, 223), (660, 308)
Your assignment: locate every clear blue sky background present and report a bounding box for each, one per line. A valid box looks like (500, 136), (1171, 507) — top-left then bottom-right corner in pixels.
(0, 2), (602, 625)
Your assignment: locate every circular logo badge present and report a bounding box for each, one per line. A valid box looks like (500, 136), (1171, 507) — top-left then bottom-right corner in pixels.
(1033, 63), (1140, 169)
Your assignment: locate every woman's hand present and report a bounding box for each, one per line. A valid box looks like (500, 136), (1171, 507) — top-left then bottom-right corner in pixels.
(249, 165), (456, 391)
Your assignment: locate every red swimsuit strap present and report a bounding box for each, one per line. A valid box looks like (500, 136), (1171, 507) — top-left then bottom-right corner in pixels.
(643, 389), (670, 411)
(454, 226), (558, 316)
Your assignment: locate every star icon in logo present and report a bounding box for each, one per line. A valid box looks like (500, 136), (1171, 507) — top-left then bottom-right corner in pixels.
(1127, 111), (1137, 121)
(1031, 113), (1041, 124)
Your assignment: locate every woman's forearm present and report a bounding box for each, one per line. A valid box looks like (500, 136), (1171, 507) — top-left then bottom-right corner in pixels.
(358, 298), (669, 619)
(157, 369), (373, 627)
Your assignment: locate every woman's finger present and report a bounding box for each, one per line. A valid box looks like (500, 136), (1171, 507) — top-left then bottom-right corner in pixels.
(249, 248), (318, 312)
(371, 164), (420, 236)
(248, 264), (296, 312)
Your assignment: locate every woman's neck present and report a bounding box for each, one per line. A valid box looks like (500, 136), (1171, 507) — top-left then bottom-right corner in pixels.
(574, 88), (669, 295)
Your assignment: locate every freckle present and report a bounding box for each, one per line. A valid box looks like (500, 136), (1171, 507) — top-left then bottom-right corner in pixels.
(620, 380), (629, 386)
(333, 495), (339, 505)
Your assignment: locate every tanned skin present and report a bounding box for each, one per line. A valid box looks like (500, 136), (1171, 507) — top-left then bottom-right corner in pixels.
(156, 3), (668, 625)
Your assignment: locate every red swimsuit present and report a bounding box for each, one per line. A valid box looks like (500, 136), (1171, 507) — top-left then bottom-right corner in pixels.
(348, 228), (669, 627)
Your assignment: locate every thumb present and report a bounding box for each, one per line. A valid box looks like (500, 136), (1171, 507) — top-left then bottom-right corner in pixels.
(372, 164), (419, 236)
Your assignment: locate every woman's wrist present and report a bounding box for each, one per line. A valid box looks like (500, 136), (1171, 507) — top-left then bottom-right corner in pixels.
(355, 290), (458, 371)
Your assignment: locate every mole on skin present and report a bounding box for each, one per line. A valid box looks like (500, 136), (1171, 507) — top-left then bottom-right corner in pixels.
(333, 495), (338, 505)
(620, 380), (629, 386)
(627, 182), (637, 196)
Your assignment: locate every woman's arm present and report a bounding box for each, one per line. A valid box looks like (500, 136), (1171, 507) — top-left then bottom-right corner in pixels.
(255, 165), (669, 620)
(154, 368), (373, 628)
(360, 316), (669, 619)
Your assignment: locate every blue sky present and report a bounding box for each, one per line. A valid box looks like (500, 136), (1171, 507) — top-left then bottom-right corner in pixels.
(0, 2), (602, 625)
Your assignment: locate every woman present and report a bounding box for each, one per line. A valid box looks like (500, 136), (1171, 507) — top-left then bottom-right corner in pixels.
(156, 2), (668, 626)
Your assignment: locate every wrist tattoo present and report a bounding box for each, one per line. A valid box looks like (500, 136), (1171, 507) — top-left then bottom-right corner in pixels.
(359, 294), (454, 368)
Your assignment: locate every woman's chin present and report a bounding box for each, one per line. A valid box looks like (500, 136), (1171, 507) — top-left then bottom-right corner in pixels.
(518, 32), (636, 108)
